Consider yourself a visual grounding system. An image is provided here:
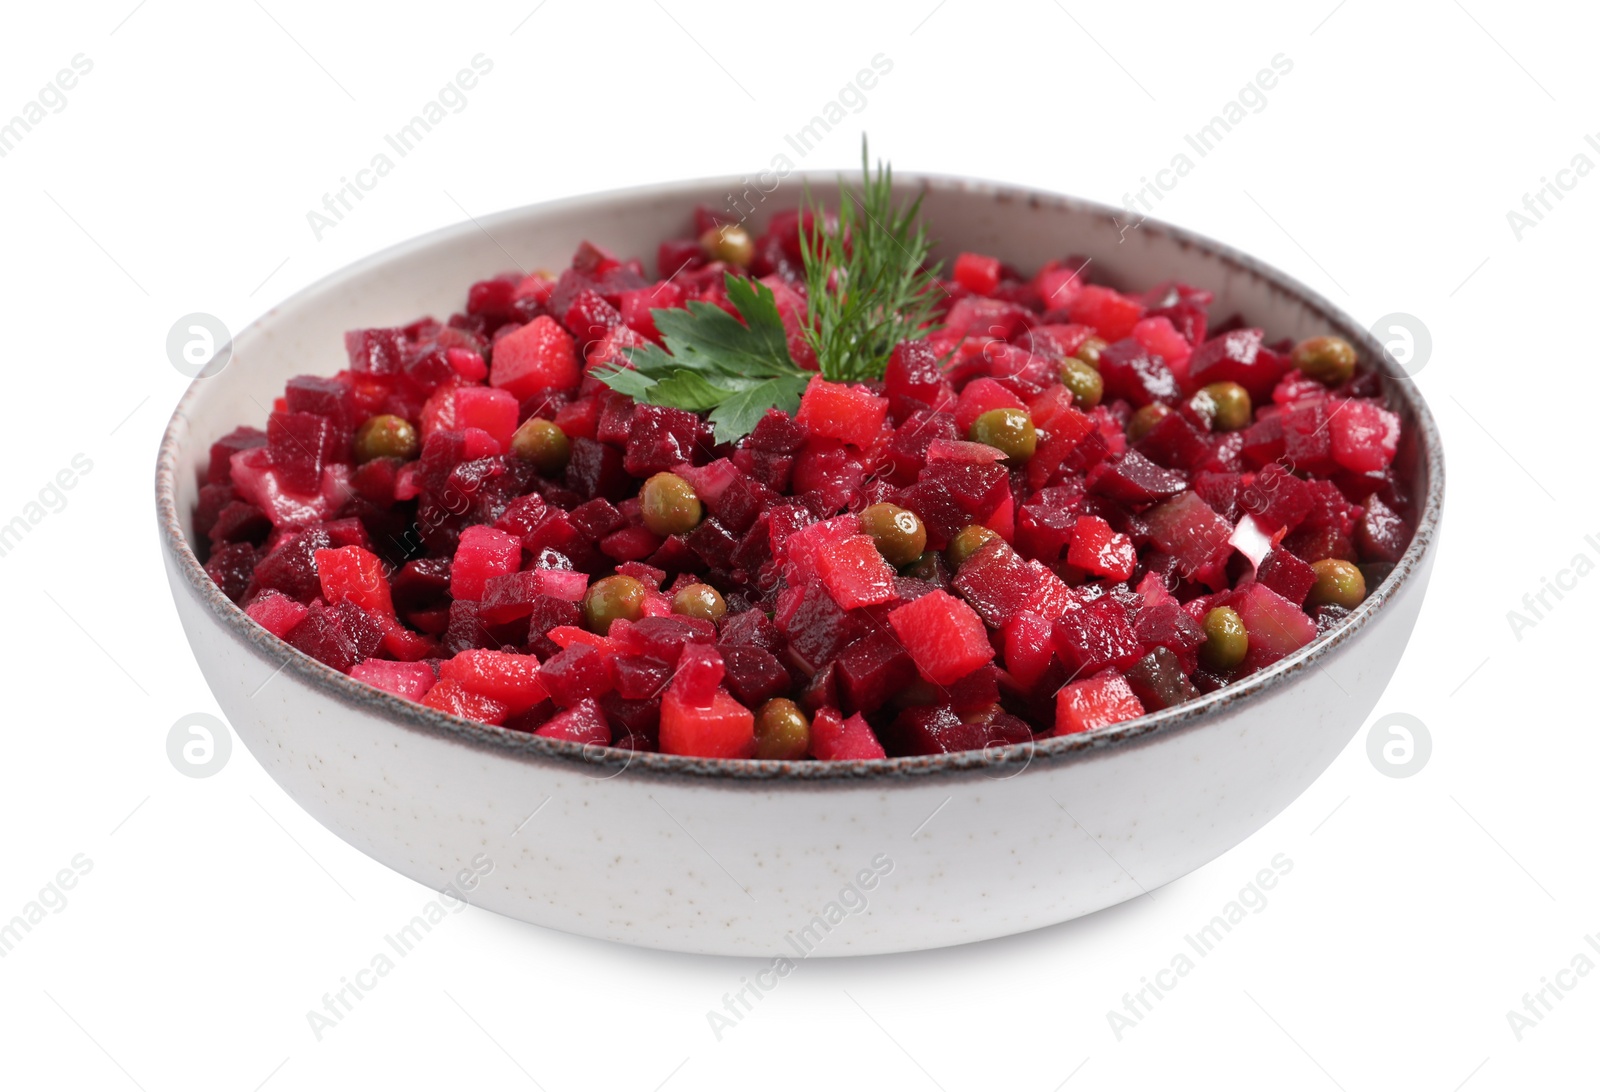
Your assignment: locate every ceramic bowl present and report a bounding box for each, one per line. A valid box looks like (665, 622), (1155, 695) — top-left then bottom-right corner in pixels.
(157, 174), (1443, 956)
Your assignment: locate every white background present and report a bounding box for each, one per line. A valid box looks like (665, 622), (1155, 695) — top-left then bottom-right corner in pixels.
(0, 1), (1594, 1088)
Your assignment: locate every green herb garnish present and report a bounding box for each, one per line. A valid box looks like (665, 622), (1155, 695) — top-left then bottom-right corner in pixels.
(595, 274), (812, 444)
(799, 141), (943, 382)
(595, 140), (942, 441)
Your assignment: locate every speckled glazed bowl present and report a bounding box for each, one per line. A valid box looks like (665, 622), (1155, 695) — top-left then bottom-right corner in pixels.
(157, 174), (1443, 956)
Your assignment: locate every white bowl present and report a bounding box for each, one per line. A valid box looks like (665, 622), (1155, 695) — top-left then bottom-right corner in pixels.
(157, 174), (1443, 956)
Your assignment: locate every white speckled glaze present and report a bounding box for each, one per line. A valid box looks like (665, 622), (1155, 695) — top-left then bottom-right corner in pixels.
(158, 175), (1442, 956)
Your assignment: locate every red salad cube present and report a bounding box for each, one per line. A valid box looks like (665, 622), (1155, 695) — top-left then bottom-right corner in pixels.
(795, 378), (889, 450)
(315, 546), (394, 617)
(419, 678), (510, 725)
(1052, 598), (1143, 676)
(449, 525), (522, 601)
(809, 707), (887, 761)
(439, 649), (548, 713)
(490, 315), (580, 399)
(1329, 400), (1400, 472)
(1054, 670), (1146, 735)
(659, 688), (754, 758)
(815, 534), (898, 609)
(535, 698), (612, 745)
(351, 659), (437, 701)
(1067, 516), (1136, 581)
(889, 590), (995, 687)
(953, 252), (1002, 295)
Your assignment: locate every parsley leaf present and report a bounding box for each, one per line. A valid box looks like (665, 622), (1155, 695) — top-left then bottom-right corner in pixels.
(592, 142), (944, 442)
(593, 272), (812, 444)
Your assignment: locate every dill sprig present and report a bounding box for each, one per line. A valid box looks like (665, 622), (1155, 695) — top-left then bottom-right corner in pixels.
(799, 138), (944, 383)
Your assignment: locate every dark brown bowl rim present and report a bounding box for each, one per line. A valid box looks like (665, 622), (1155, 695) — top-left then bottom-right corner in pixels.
(155, 172), (1445, 785)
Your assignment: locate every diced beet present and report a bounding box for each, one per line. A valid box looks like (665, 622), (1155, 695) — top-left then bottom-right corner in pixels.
(795, 378), (889, 449)
(1329, 400), (1400, 472)
(450, 525), (522, 601)
(525, 595), (582, 658)
(719, 644), (791, 708)
(888, 590), (994, 687)
(1132, 600), (1205, 674)
(780, 581), (858, 673)
(1143, 492), (1233, 579)
(1134, 410), (1210, 470)
(439, 649), (547, 713)
(315, 545), (393, 617)
(245, 589), (311, 638)
(1066, 516), (1136, 581)
(208, 426), (268, 485)
(1123, 648), (1200, 712)
(1052, 598), (1143, 677)
(205, 542), (257, 602)
(808, 707), (886, 761)
(1066, 285), (1144, 342)
(1054, 669), (1146, 735)
(538, 643), (613, 707)
(1357, 495), (1410, 563)
(535, 697), (612, 745)
(669, 643), (725, 708)
(490, 315), (580, 399)
(267, 411), (337, 493)
(815, 534), (898, 610)
(613, 655), (674, 701)
(624, 403), (702, 477)
(351, 658), (437, 701)
(566, 437), (632, 502)
(1188, 329), (1287, 401)
(950, 539), (1039, 628)
(834, 628), (918, 714)
(954, 378), (1027, 434)
(1255, 548), (1317, 607)
(884, 339), (949, 407)
(1086, 451), (1188, 506)
(1240, 462), (1311, 534)
(1236, 583), (1317, 668)
(420, 678), (510, 725)
(1096, 338), (1180, 406)
(901, 462), (1009, 548)
(659, 688), (754, 758)
(1002, 610), (1057, 691)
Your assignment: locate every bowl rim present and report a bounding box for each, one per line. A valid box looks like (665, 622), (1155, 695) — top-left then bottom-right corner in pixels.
(155, 170), (1445, 785)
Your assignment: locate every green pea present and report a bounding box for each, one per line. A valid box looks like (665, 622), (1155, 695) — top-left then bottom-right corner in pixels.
(510, 417), (570, 474)
(1200, 606), (1249, 671)
(754, 699), (811, 760)
(1195, 381), (1252, 431)
(353, 414), (420, 463)
(946, 524), (999, 569)
(1291, 336), (1357, 386)
(970, 407), (1037, 461)
(860, 503), (927, 567)
(1127, 403), (1171, 442)
(640, 472), (703, 537)
(582, 575), (645, 634)
(671, 582), (727, 622)
(1307, 559), (1366, 609)
(1074, 336), (1108, 368)
(699, 224), (755, 267)
(1060, 359), (1104, 408)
